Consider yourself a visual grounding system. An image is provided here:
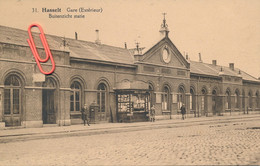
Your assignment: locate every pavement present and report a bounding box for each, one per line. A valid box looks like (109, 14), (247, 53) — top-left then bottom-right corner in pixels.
(0, 113), (260, 166)
(1, 113), (260, 143)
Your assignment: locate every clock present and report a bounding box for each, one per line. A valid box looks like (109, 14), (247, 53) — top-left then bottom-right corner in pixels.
(162, 46), (171, 63)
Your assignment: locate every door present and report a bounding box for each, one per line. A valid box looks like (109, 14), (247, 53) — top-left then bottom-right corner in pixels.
(42, 90), (56, 124)
(4, 88), (21, 126)
(97, 90), (106, 121)
(97, 83), (107, 121)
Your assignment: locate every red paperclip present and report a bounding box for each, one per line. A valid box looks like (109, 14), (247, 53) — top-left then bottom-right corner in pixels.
(27, 24), (55, 75)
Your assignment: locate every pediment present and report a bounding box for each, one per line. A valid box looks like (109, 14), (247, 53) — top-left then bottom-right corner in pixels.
(141, 37), (189, 69)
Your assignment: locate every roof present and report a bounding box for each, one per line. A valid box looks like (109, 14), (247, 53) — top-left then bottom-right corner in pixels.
(190, 60), (260, 82)
(0, 25), (134, 65)
(0, 25), (258, 83)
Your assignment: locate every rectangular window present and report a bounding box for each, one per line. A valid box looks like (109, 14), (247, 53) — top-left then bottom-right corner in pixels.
(70, 91), (74, 111)
(97, 92), (100, 112)
(75, 91), (80, 111)
(117, 94), (131, 113)
(162, 94), (168, 110)
(133, 94), (146, 111)
(13, 89), (20, 114)
(101, 92), (105, 112)
(4, 89), (11, 114)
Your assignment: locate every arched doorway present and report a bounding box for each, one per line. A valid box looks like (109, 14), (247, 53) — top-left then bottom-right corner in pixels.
(42, 77), (57, 124)
(97, 83), (108, 121)
(177, 86), (185, 110)
(4, 74), (23, 126)
(235, 90), (240, 110)
(212, 89), (217, 115)
(190, 88), (196, 111)
(225, 89), (231, 111)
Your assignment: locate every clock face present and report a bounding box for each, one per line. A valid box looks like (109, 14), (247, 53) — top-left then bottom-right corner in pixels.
(162, 47), (171, 63)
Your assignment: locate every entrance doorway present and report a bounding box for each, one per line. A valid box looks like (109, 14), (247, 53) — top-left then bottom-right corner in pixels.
(97, 83), (108, 122)
(42, 77), (57, 124)
(42, 90), (56, 124)
(4, 74), (22, 127)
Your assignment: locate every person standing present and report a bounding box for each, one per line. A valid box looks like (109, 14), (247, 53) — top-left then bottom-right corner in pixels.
(81, 104), (90, 126)
(150, 105), (155, 122)
(180, 104), (186, 120)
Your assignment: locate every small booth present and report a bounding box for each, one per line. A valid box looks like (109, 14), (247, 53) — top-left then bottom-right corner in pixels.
(115, 80), (151, 123)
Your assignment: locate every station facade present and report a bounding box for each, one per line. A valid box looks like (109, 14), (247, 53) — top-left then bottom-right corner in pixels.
(0, 18), (259, 128)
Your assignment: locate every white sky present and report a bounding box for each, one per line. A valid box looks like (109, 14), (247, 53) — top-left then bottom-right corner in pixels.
(0, 0), (259, 78)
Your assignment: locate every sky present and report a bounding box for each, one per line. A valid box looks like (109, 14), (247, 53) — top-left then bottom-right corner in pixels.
(0, 0), (259, 78)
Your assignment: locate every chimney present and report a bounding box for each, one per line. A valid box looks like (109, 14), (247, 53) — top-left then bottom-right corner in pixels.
(186, 54), (189, 60)
(229, 63), (234, 70)
(124, 42), (127, 49)
(75, 32), (78, 40)
(95, 29), (101, 44)
(212, 60), (217, 65)
(199, 53), (202, 62)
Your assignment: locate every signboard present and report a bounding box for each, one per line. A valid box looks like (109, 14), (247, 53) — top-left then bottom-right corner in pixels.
(33, 73), (45, 82)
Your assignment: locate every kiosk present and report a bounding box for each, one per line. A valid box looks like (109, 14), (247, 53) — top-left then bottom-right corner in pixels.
(115, 80), (151, 122)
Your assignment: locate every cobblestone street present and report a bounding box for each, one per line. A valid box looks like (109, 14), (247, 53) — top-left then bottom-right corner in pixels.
(0, 118), (260, 166)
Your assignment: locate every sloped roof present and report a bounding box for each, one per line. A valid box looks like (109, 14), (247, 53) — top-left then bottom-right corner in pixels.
(0, 25), (134, 65)
(0, 25), (258, 83)
(190, 60), (260, 82)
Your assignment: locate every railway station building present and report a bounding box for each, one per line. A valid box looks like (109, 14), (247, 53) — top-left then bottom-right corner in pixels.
(0, 18), (259, 128)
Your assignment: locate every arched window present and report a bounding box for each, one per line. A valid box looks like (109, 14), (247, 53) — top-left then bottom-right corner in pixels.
(162, 86), (170, 110)
(178, 86), (185, 109)
(4, 75), (22, 115)
(70, 81), (81, 112)
(42, 78), (56, 88)
(97, 83), (107, 113)
(190, 88), (195, 110)
(225, 90), (231, 110)
(248, 91), (253, 109)
(235, 90), (240, 109)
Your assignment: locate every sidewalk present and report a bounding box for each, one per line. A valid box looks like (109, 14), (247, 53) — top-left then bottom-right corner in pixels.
(0, 113), (260, 143)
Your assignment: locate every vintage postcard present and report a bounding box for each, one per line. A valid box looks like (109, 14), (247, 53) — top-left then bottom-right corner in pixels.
(0, 0), (260, 165)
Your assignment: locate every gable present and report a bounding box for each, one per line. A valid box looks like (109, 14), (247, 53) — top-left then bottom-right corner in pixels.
(141, 37), (189, 69)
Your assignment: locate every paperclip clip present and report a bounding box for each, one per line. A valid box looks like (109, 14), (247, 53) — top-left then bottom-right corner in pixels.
(27, 24), (55, 75)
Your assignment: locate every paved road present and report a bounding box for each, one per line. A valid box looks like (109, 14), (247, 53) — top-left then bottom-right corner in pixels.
(0, 119), (260, 165)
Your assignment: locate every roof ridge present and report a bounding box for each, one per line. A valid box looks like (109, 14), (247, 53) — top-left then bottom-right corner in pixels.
(0, 24), (127, 50)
